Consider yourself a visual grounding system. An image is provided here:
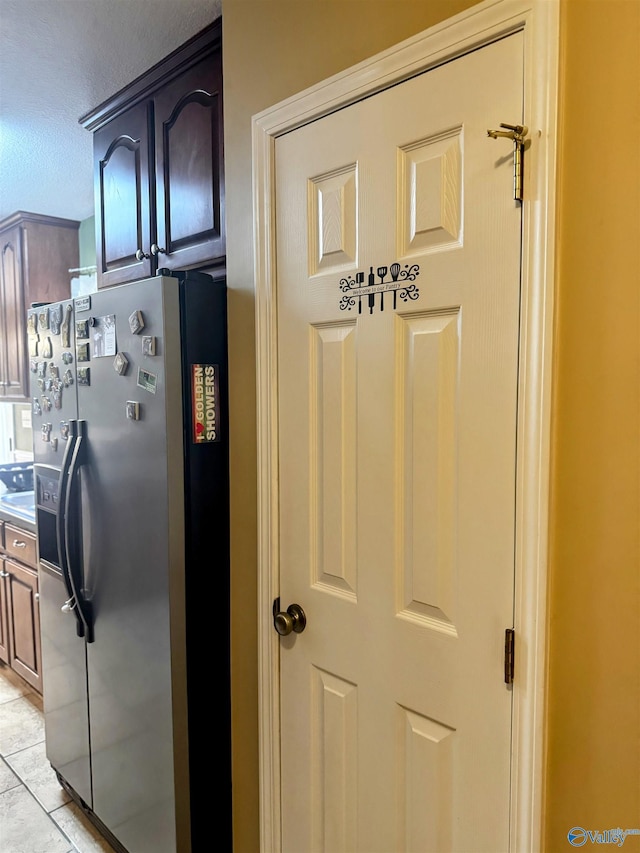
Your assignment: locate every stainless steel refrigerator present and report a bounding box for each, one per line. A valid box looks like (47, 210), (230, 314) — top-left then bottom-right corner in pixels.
(28, 270), (230, 853)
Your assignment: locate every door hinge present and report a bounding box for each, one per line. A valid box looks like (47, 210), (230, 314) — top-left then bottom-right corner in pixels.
(504, 628), (515, 685)
(487, 123), (529, 202)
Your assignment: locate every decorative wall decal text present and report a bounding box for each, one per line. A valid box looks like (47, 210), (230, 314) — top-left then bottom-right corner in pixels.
(339, 262), (420, 314)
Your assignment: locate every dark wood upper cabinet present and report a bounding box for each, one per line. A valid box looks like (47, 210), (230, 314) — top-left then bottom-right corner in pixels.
(0, 213), (79, 402)
(93, 102), (153, 287)
(81, 19), (224, 288)
(0, 227), (26, 400)
(154, 52), (225, 272)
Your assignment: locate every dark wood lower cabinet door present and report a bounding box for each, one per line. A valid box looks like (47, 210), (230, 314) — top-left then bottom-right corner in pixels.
(0, 558), (9, 665)
(6, 559), (41, 692)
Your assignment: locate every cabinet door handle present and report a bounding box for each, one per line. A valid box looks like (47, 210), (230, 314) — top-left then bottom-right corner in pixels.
(0, 570), (9, 578)
(150, 243), (166, 256)
(12, 539), (26, 548)
(135, 248), (150, 261)
(35, 592), (40, 601)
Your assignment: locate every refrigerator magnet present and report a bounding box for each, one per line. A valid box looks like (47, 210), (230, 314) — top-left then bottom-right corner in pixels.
(61, 305), (72, 348)
(137, 368), (157, 394)
(75, 296), (91, 312)
(113, 352), (129, 375)
(125, 401), (140, 421)
(128, 310), (145, 335)
(91, 315), (116, 358)
(141, 336), (156, 356)
(191, 364), (221, 443)
(50, 305), (62, 335)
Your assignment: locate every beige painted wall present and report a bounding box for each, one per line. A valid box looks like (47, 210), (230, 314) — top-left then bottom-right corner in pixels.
(221, 1), (640, 850)
(543, 0), (640, 847)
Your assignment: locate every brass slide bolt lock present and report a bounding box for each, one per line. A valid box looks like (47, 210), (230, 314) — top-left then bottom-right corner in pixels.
(487, 122), (529, 202)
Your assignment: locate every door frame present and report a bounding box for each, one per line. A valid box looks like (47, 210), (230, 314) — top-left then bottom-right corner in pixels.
(252, 1), (559, 849)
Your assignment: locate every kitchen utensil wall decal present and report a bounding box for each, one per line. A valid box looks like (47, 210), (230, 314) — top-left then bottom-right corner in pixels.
(339, 262), (420, 314)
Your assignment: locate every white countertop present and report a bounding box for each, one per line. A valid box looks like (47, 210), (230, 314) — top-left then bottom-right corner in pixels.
(0, 483), (36, 533)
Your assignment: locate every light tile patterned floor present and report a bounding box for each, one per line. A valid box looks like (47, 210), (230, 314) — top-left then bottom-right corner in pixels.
(0, 663), (118, 853)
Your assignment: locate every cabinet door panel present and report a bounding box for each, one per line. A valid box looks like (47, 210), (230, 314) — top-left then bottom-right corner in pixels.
(94, 101), (153, 287)
(0, 556), (9, 664)
(6, 559), (41, 691)
(0, 227), (28, 400)
(154, 51), (225, 271)
(0, 215), (77, 400)
(166, 97), (215, 244)
(4, 524), (37, 568)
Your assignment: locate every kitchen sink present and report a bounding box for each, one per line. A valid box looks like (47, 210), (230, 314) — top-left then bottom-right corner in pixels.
(0, 490), (36, 522)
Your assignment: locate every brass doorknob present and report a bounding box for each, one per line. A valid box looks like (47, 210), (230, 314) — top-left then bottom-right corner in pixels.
(274, 603), (307, 636)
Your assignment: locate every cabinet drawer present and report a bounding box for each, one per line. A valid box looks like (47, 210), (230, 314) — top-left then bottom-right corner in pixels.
(3, 525), (37, 569)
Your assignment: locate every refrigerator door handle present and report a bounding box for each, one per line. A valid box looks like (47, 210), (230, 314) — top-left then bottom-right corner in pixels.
(56, 419), (85, 638)
(64, 419), (94, 643)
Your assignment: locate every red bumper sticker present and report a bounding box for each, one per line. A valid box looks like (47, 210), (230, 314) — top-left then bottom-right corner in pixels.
(192, 364), (221, 443)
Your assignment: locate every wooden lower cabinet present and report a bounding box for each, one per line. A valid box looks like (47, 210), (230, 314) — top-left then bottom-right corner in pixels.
(0, 521), (42, 692)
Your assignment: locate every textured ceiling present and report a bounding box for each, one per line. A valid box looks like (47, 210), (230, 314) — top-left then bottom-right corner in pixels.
(0, 0), (222, 225)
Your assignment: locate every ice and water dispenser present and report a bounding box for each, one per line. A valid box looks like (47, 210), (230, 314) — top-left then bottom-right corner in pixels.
(35, 467), (62, 569)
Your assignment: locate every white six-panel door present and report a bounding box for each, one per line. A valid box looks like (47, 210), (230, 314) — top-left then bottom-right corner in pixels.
(273, 30), (525, 852)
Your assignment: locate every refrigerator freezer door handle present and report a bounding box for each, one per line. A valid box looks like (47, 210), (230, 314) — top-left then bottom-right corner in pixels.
(64, 419), (94, 643)
(56, 419), (85, 638)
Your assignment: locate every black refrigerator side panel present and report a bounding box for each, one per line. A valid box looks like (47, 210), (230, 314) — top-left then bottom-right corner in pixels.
(179, 275), (231, 848)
